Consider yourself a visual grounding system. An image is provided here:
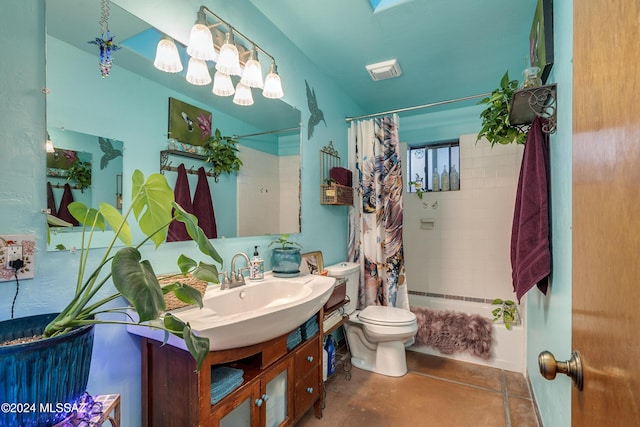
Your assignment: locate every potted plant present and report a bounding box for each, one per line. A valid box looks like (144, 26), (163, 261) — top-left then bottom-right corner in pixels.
(491, 298), (520, 330)
(269, 234), (302, 277)
(477, 71), (528, 147)
(408, 174), (425, 199)
(67, 158), (92, 192)
(0, 170), (221, 426)
(203, 128), (243, 182)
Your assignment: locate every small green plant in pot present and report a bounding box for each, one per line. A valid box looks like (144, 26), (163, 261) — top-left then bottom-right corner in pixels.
(269, 234), (302, 277)
(477, 71), (528, 147)
(408, 174), (425, 199)
(491, 298), (519, 330)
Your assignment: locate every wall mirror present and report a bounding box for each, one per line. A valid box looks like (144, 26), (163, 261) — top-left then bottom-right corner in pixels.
(45, 0), (302, 251)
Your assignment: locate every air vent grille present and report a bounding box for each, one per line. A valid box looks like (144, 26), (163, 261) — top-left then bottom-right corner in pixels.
(365, 59), (402, 81)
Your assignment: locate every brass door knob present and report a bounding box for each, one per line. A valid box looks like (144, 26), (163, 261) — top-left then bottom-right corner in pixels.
(538, 350), (583, 391)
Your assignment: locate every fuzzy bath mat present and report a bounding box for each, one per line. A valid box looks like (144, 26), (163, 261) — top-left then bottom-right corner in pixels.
(410, 306), (493, 360)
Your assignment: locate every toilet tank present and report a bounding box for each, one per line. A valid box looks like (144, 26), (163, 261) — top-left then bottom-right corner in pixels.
(325, 262), (359, 315)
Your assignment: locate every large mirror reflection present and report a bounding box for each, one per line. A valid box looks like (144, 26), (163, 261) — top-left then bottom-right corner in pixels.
(45, 0), (301, 251)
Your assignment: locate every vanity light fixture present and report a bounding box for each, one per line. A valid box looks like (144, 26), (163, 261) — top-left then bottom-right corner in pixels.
(153, 36), (183, 73)
(233, 82), (254, 106)
(212, 71), (235, 97)
(186, 57), (212, 86)
(240, 46), (264, 89)
(186, 9), (216, 61)
(45, 132), (55, 153)
(156, 5), (285, 104)
(262, 61), (284, 99)
(216, 30), (241, 76)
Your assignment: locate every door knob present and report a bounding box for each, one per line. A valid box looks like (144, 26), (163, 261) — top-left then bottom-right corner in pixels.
(538, 350), (583, 391)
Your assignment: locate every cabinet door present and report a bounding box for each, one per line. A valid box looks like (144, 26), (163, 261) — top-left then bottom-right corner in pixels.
(216, 381), (261, 427)
(263, 356), (294, 427)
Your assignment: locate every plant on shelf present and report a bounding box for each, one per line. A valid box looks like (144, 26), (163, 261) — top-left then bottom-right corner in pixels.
(477, 71), (528, 147)
(203, 128), (243, 182)
(408, 174), (425, 199)
(269, 234), (303, 277)
(67, 159), (92, 191)
(491, 298), (519, 330)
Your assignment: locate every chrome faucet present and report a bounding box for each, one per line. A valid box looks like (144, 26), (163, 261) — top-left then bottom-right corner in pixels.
(229, 252), (251, 288)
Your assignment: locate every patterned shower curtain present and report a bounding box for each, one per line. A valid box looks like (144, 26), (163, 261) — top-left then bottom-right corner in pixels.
(347, 114), (409, 310)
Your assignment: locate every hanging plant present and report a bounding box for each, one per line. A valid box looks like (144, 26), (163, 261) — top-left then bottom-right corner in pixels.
(203, 128), (243, 182)
(477, 71), (527, 147)
(67, 159), (92, 191)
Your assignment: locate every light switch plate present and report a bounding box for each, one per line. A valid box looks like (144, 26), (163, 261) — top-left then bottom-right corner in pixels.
(0, 234), (36, 282)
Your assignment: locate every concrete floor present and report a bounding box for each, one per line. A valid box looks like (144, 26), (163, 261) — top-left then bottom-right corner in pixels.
(297, 350), (539, 427)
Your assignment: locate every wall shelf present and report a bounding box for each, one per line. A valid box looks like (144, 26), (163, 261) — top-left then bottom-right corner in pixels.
(159, 149), (215, 178)
(509, 83), (557, 134)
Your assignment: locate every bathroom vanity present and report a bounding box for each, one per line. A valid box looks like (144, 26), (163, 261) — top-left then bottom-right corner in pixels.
(140, 312), (323, 427)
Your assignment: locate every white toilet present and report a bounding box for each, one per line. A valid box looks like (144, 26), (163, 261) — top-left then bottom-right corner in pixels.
(326, 262), (417, 377)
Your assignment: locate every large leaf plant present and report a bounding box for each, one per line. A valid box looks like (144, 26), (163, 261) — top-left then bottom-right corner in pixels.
(477, 71), (527, 147)
(43, 170), (222, 371)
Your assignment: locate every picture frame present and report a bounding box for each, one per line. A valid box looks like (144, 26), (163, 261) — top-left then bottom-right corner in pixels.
(529, 0), (554, 83)
(300, 251), (324, 275)
(168, 97), (212, 147)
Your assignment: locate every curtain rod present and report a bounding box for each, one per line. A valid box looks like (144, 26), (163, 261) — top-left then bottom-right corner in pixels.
(345, 93), (490, 123)
(232, 126), (300, 140)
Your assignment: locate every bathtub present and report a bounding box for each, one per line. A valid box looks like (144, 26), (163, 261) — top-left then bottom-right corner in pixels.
(408, 294), (525, 373)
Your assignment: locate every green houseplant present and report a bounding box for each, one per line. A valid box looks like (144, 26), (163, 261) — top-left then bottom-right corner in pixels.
(477, 71), (528, 147)
(67, 159), (92, 191)
(491, 298), (520, 330)
(203, 128), (243, 182)
(0, 170), (221, 426)
(269, 234), (302, 277)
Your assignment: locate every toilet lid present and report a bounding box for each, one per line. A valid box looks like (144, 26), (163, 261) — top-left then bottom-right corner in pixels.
(357, 305), (416, 326)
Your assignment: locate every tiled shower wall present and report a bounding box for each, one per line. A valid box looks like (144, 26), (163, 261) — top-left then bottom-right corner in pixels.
(403, 133), (524, 303)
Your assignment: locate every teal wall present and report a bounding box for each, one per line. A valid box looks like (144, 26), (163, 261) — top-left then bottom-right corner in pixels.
(525, 0), (573, 425)
(0, 1), (361, 425)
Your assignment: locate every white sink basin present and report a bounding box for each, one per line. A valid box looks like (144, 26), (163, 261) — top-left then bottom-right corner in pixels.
(127, 273), (336, 351)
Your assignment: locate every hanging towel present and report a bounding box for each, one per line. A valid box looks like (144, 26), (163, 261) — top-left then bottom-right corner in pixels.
(57, 183), (79, 226)
(167, 164), (194, 242)
(47, 182), (57, 217)
(193, 167), (217, 239)
(511, 117), (551, 303)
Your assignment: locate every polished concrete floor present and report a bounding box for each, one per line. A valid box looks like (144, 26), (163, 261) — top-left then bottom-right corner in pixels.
(297, 350), (539, 427)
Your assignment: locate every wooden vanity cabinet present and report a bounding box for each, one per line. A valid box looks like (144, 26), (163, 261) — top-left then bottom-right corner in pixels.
(141, 312), (324, 427)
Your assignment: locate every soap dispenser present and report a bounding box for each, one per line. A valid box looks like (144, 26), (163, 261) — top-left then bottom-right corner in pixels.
(249, 246), (264, 281)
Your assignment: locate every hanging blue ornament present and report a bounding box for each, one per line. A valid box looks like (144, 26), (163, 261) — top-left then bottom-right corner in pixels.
(88, 0), (120, 78)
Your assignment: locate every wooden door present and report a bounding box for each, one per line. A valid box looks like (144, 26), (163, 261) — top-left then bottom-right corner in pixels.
(572, 0), (640, 425)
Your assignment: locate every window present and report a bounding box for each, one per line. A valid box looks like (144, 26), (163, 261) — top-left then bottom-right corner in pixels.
(407, 140), (460, 192)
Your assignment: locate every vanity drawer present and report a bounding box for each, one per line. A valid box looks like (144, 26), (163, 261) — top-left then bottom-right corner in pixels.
(294, 338), (320, 377)
(294, 365), (321, 419)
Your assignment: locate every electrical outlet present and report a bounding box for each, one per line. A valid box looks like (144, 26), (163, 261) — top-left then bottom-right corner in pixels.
(6, 245), (22, 269)
(0, 234), (36, 282)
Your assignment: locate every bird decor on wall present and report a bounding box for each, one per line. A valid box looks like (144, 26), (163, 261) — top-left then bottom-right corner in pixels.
(98, 137), (123, 170)
(305, 80), (326, 140)
(88, 0), (120, 78)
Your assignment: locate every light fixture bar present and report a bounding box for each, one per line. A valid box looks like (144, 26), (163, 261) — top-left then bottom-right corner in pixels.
(198, 6), (276, 66)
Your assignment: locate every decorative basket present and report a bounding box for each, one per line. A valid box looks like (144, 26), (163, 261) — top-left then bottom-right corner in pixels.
(157, 274), (209, 311)
(320, 183), (353, 205)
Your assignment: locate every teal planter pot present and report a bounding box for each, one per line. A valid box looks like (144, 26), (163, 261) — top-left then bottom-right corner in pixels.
(0, 313), (94, 427)
(271, 248), (302, 277)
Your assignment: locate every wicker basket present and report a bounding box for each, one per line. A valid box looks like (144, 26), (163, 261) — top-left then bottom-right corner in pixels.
(320, 183), (353, 205)
(157, 274), (209, 311)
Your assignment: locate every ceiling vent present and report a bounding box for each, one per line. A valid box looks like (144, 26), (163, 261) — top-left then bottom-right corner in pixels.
(365, 59), (402, 81)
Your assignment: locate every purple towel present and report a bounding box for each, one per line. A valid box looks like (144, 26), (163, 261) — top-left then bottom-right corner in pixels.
(511, 117), (551, 303)
(193, 167), (217, 239)
(167, 164), (194, 242)
(330, 167), (352, 187)
(57, 183), (79, 226)
(47, 182), (57, 217)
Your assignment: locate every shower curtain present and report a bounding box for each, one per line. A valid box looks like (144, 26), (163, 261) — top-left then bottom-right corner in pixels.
(347, 114), (409, 310)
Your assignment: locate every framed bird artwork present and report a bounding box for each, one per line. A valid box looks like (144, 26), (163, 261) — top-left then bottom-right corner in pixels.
(168, 97), (213, 147)
(305, 80), (326, 140)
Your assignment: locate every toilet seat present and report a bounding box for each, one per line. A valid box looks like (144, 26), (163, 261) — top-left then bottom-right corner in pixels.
(357, 305), (416, 327)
